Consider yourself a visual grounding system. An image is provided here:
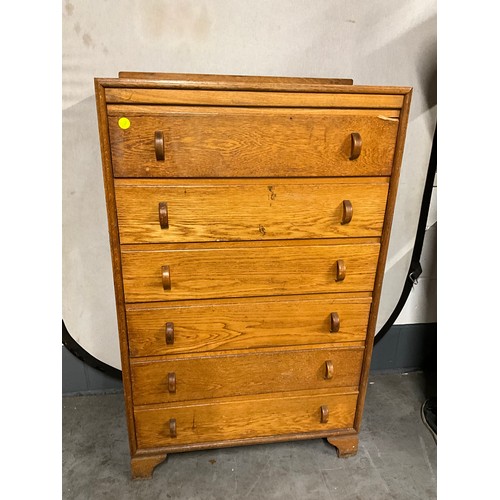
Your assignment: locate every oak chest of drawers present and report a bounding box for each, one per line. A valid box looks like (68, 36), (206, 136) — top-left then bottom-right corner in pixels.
(95, 72), (412, 479)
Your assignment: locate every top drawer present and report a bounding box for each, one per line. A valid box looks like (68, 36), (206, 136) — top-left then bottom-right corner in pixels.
(107, 107), (400, 178)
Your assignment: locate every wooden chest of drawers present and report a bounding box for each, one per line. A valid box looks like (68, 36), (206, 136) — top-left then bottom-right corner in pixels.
(95, 73), (411, 479)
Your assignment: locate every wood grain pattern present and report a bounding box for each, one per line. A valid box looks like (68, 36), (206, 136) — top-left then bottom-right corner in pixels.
(94, 73), (412, 472)
(126, 294), (371, 357)
(353, 88), (413, 433)
(108, 108), (399, 177)
(99, 74), (411, 97)
(130, 347), (364, 405)
(109, 105), (400, 117)
(326, 434), (359, 457)
(94, 80), (138, 457)
(114, 178), (389, 244)
(133, 428), (358, 456)
(121, 241), (380, 303)
(130, 454), (167, 479)
(117, 71), (354, 86)
(134, 391), (358, 448)
(106, 88), (404, 109)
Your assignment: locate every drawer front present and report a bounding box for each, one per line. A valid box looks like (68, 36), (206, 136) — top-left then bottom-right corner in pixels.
(115, 179), (389, 244)
(126, 295), (371, 357)
(108, 107), (399, 177)
(134, 391), (358, 448)
(131, 347), (364, 405)
(121, 241), (380, 303)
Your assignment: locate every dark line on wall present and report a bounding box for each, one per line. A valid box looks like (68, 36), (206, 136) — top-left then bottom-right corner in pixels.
(375, 126), (437, 344)
(62, 320), (122, 378)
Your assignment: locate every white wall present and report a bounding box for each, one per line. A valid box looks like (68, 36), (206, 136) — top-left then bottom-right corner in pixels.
(62, 0), (437, 369)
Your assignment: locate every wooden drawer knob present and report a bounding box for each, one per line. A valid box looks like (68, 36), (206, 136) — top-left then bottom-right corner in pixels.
(168, 372), (176, 393)
(159, 202), (169, 229)
(350, 132), (362, 160)
(162, 265), (171, 290)
(169, 418), (177, 438)
(165, 322), (175, 345)
(320, 405), (329, 423)
(324, 360), (334, 379)
(341, 200), (353, 225)
(336, 260), (346, 281)
(330, 312), (340, 333)
(155, 131), (165, 161)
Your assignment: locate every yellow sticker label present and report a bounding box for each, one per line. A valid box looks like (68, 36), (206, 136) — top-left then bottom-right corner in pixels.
(118, 117), (130, 129)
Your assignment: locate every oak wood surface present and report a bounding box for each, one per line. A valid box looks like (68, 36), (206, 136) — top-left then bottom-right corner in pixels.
(98, 75), (411, 98)
(94, 73), (412, 473)
(125, 294), (372, 357)
(118, 71), (354, 86)
(108, 105), (400, 117)
(94, 80), (138, 457)
(114, 178), (389, 244)
(120, 241), (380, 303)
(326, 434), (359, 457)
(130, 346), (364, 405)
(134, 391), (358, 448)
(105, 88), (404, 109)
(122, 236), (379, 250)
(130, 454), (167, 479)
(107, 108), (399, 178)
(352, 88), (413, 433)
(134, 428), (357, 456)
